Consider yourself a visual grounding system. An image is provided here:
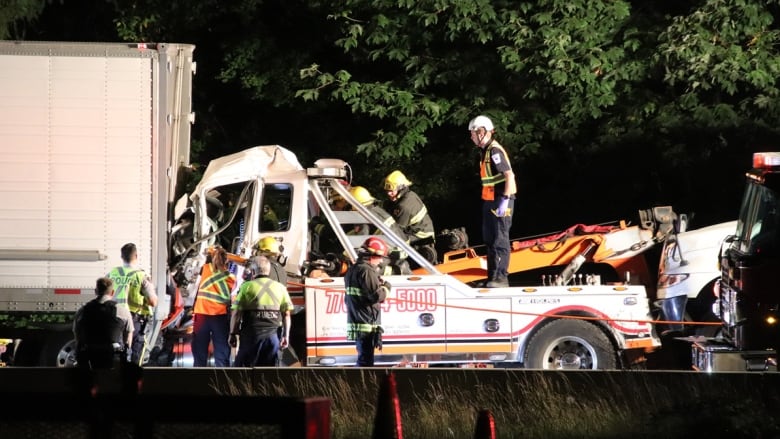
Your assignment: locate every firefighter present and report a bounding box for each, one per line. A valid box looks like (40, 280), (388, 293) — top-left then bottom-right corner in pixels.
(345, 237), (392, 367)
(469, 115), (517, 288)
(383, 170), (437, 265)
(191, 246), (236, 367)
(73, 277), (134, 369)
(230, 255), (293, 367)
(107, 243), (158, 365)
(350, 186), (411, 275)
(255, 236), (288, 286)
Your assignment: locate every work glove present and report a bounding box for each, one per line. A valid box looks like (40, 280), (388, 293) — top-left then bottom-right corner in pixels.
(494, 198), (510, 217)
(373, 326), (384, 351)
(228, 333), (238, 348)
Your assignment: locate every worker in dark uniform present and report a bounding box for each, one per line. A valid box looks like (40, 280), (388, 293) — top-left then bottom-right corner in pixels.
(383, 170), (437, 265)
(230, 256), (293, 367)
(344, 237), (392, 367)
(73, 277), (134, 369)
(469, 115), (517, 288)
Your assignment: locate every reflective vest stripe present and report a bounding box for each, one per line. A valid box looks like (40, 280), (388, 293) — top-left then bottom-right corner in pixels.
(198, 271), (232, 304)
(480, 142), (508, 201)
(255, 280), (281, 311)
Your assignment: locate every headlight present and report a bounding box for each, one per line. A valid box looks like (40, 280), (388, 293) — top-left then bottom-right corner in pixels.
(657, 273), (690, 288)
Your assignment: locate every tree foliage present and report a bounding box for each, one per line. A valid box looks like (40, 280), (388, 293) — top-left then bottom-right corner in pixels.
(297, 0), (780, 164)
(4, 0), (780, 234)
(0, 0), (45, 39)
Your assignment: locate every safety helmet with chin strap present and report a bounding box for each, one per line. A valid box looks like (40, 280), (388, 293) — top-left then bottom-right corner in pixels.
(468, 115), (494, 131)
(384, 170), (412, 192)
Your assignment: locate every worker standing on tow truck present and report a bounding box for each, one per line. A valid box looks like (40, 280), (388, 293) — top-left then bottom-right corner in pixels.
(107, 243), (157, 365)
(469, 115), (517, 288)
(345, 237), (392, 367)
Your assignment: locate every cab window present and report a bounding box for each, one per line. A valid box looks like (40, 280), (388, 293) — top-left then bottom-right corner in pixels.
(260, 183), (293, 232)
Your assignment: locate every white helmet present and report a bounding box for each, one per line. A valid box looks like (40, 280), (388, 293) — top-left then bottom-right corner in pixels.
(468, 115), (494, 132)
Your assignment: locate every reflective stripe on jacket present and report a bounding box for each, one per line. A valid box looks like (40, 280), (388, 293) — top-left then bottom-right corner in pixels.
(344, 260), (389, 340)
(386, 187), (435, 241)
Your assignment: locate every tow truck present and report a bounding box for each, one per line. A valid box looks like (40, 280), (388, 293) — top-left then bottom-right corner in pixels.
(692, 152), (780, 372)
(168, 145), (661, 369)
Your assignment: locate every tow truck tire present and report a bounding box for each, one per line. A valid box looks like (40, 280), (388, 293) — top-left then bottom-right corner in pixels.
(524, 319), (617, 370)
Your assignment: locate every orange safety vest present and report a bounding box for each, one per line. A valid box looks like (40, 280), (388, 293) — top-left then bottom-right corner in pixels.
(194, 263), (236, 315)
(480, 142), (508, 201)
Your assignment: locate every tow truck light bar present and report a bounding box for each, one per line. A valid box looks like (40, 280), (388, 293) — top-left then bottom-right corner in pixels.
(753, 152), (780, 169)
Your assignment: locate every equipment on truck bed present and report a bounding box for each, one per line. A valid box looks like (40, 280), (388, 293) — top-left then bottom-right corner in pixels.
(418, 207), (678, 291)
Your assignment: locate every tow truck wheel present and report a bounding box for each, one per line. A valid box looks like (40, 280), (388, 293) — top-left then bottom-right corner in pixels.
(524, 319), (616, 370)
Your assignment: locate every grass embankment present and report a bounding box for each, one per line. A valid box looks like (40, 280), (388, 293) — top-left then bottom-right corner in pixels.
(216, 369), (780, 439)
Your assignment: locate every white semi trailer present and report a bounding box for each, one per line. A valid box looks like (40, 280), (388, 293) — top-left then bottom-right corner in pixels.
(0, 41), (195, 366)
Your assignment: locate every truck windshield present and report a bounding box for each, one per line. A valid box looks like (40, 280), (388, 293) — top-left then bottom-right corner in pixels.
(734, 181), (780, 256)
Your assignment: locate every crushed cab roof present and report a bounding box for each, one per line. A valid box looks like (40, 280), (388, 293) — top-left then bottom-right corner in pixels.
(192, 145), (304, 196)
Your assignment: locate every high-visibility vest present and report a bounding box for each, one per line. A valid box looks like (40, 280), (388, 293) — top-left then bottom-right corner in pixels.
(194, 263), (236, 315)
(107, 266), (143, 307)
(232, 277), (291, 326)
(480, 141), (509, 201)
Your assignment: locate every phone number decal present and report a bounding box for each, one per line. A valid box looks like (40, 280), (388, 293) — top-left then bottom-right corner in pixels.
(323, 288), (439, 314)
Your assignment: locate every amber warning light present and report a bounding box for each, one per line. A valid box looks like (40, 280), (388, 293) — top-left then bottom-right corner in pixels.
(753, 152), (780, 169)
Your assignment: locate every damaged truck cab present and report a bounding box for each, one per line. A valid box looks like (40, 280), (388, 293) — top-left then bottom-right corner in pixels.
(170, 145), (661, 369)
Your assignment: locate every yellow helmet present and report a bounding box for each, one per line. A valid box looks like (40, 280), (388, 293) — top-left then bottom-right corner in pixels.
(349, 186), (375, 206)
(384, 170), (412, 191)
(257, 236), (281, 254)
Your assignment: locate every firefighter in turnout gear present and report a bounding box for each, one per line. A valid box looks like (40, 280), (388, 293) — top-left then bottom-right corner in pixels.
(350, 186), (412, 275)
(230, 255), (293, 366)
(383, 170), (437, 265)
(106, 243), (157, 365)
(469, 115), (517, 288)
(191, 246), (236, 367)
(255, 236), (288, 286)
(73, 277), (134, 369)
(345, 237), (392, 366)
